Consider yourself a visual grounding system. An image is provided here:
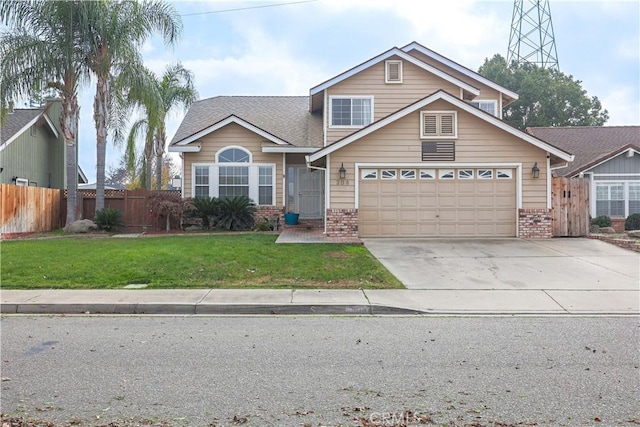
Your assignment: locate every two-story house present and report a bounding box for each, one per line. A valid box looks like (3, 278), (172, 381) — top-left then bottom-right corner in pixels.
(169, 42), (573, 238)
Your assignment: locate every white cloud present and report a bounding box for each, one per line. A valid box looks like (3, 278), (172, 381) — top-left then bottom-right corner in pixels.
(601, 88), (640, 126)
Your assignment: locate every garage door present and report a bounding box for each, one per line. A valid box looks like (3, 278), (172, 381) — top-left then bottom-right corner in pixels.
(359, 167), (516, 237)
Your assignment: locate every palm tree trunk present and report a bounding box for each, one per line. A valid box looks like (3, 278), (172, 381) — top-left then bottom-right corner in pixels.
(154, 129), (166, 190)
(144, 134), (153, 190)
(94, 76), (109, 211)
(62, 89), (79, 226)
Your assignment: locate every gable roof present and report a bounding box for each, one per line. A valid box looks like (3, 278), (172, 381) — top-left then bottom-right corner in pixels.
(0, 107), (59, 152)
(309, 47), (480, 98)
(169, 96), (322, 148)
(402, 41), (519, 104)
(526, 126), (640, 176)
(308, 90), (573, 163)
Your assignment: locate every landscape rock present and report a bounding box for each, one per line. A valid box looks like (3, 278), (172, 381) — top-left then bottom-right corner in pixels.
(64, 219), (97, 233)
(589, 224), (600, 234)
(599, 227), (616, 234)
(627, 230), (640, 238)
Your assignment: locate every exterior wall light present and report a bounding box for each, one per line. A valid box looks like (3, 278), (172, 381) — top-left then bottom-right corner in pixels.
(532, 162), (540, 179)
(339, 163), (346, 180)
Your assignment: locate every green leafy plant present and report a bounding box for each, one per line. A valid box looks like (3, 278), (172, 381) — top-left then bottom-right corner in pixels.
(216, 196), (256, 231)
(94, 208), (124, 231)
(190, 196), (220, 230)
(591, 215), (611, 228)
(255, 216), (277, 232)
(625, 213), (640, 231)
(149, 193), (191, 231)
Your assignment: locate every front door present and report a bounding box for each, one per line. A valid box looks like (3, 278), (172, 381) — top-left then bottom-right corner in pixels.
(293, 166), (323, 219)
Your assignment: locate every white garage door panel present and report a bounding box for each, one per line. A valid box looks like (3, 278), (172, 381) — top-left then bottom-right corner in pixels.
(359, 167), (516, 237)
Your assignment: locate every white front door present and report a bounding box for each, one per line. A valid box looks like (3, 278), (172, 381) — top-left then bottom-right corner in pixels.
(294, 166), (323, 219)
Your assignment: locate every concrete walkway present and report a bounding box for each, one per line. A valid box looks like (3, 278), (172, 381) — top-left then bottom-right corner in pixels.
(2, 287), (638, 315)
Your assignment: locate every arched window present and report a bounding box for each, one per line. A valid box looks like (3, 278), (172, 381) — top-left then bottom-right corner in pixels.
(217, 147), (250, 163)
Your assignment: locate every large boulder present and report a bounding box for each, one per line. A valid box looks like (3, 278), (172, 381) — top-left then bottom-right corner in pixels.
(627, 230), (640, 238)
(598, 227), (616, 234)
(64, 219), (97, 233)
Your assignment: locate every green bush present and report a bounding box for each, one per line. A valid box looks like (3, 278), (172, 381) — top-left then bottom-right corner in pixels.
(216, 196), (256, 231)
(255, 216), (277, 232)
(191, 196), (220, 230)
(94, 208), (124, 231)
(591, 215), (611, 228)
(625, 213), (640, 230)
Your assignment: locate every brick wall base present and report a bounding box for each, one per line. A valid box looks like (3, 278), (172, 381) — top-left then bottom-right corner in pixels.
(326, 208), (358, 237)
(254, 205), (283, 229)
(611, 218), (625, 233)
(518, 208), (552, 238)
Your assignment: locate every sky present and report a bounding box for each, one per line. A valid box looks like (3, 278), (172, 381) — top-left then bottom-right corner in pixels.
(62, 0), (640, 182)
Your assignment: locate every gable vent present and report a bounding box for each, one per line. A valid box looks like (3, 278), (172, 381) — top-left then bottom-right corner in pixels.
(385, 60), (403, 83)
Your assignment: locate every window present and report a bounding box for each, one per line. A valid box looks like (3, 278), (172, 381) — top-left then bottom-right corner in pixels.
(258, 166), (273, 205)
(470, 100), (498, 117)
(497, 169), (513, 179)
(630, 184), (640, 215)
(194, 166), (209, 198)
(478, 169), (493, 179)
(330, 97), (373, 127)
(422, 141), (455, 161)
(596, 183), (625, 218)
(362, 169), (378, 180)
(219, 166), (249, 199)
(458, 169), (474, 179)
(385, 60), (403, 83)
(421, 111), (457, 138)
(438, 169), (454, 179)
(419, 169), (435, 180)
(218, 147), (250, 163)
(381, 170), (396, 180)
(401, 169), (416, 180)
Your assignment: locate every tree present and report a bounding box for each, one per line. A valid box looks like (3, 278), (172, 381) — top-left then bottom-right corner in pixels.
(0, 0), (93, 227)
(84, 0), (182, 210)
(478, 54), (609, 130)
(123, 63), (197, 190)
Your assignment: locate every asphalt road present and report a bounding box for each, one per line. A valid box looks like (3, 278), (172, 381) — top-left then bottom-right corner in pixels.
(1, 316), (639, 426)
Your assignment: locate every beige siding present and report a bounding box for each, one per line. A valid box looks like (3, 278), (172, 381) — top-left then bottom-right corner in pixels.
(406, 50), (504, 103)
(182, 123), (283, 204)
(326, 57), (462, 144)
(329, 102), (548, 209)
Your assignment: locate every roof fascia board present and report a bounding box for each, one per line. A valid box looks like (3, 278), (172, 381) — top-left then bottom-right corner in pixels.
(569, 144), (640, 177)
(309, 48), (480, 97)
(309, 91), (573, 163)
(0, 114), (42, 152)
(174, 115), (290, 146)
(402, 42), (519, 101)
(168, 144), (201, 153)
(262, 146), (317, 153)
(42, 113), (59, 138)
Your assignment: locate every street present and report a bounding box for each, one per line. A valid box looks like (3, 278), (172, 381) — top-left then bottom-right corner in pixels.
(1, 316), (639, 426)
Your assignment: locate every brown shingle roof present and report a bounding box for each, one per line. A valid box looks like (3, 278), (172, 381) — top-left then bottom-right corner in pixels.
(527, 126), (640, 176)
(170, 96), (322, 148)
(0, 108), (43, 145)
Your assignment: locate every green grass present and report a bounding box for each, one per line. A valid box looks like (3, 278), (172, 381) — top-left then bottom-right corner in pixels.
(0, 234), (403, 289)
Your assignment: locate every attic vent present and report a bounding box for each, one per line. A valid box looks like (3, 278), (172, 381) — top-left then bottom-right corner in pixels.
(385, 60), (403, 83)
(421, 111), (457, 138)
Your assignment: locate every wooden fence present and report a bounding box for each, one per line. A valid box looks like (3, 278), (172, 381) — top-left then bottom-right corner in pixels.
(551, 177), (590, 237)
(1, 184), (62, 237)
(61, 188), (182, 233)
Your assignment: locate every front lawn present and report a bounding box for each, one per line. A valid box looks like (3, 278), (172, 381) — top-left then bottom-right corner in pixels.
(0, 234), (403, 289)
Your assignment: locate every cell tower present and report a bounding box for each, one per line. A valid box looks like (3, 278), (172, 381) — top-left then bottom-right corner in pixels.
(507, 0), (559, 70)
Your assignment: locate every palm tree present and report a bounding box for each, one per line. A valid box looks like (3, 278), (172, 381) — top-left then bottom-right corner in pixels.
(84, 0), (182, 209)
(0, 0), (92, 227)
(124, 63), (198, 190)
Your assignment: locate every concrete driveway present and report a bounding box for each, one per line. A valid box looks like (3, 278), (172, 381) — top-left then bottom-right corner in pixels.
(362, 238), (640, 291)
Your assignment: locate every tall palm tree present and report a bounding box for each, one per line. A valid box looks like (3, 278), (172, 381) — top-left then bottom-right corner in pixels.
(85, 0), (182, 209)
(0, 0), (92, 227)
(122, 63), (198, 190)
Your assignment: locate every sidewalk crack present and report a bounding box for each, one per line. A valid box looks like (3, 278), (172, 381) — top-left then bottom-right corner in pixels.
(542, 290), (570, 314)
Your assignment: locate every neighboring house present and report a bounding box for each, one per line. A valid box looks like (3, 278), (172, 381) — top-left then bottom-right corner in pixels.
(527, 126), (640, 231)
(0, 99), (86, 189)
(170, 42), (574, 238)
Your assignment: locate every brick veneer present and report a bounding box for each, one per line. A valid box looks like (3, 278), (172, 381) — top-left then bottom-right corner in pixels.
(518, 208), (552, 238)
(610, 218), (625, 233)
(255, 205), (283, 226)
(326, 208), (358, 237)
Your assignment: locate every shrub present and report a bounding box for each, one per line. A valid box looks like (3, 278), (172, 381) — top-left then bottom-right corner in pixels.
(215, 196), (256, 231)
(625, 213), (640, 230)
(94, 208), (124, 231)
(191, 196), (220, 230)
(591, 215), (611, 228)
(149, 193), (191, 231)
(255, 216), (277, 232)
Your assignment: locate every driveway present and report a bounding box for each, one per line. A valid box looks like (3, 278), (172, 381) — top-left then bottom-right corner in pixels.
(362, 238), (640, 291)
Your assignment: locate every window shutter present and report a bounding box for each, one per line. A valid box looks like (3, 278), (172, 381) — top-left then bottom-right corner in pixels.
(423, 114), (437, 136)
(440, 114), (454, 135)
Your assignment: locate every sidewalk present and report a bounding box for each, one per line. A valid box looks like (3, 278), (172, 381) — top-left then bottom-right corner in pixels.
(2, 288), (638, 315)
